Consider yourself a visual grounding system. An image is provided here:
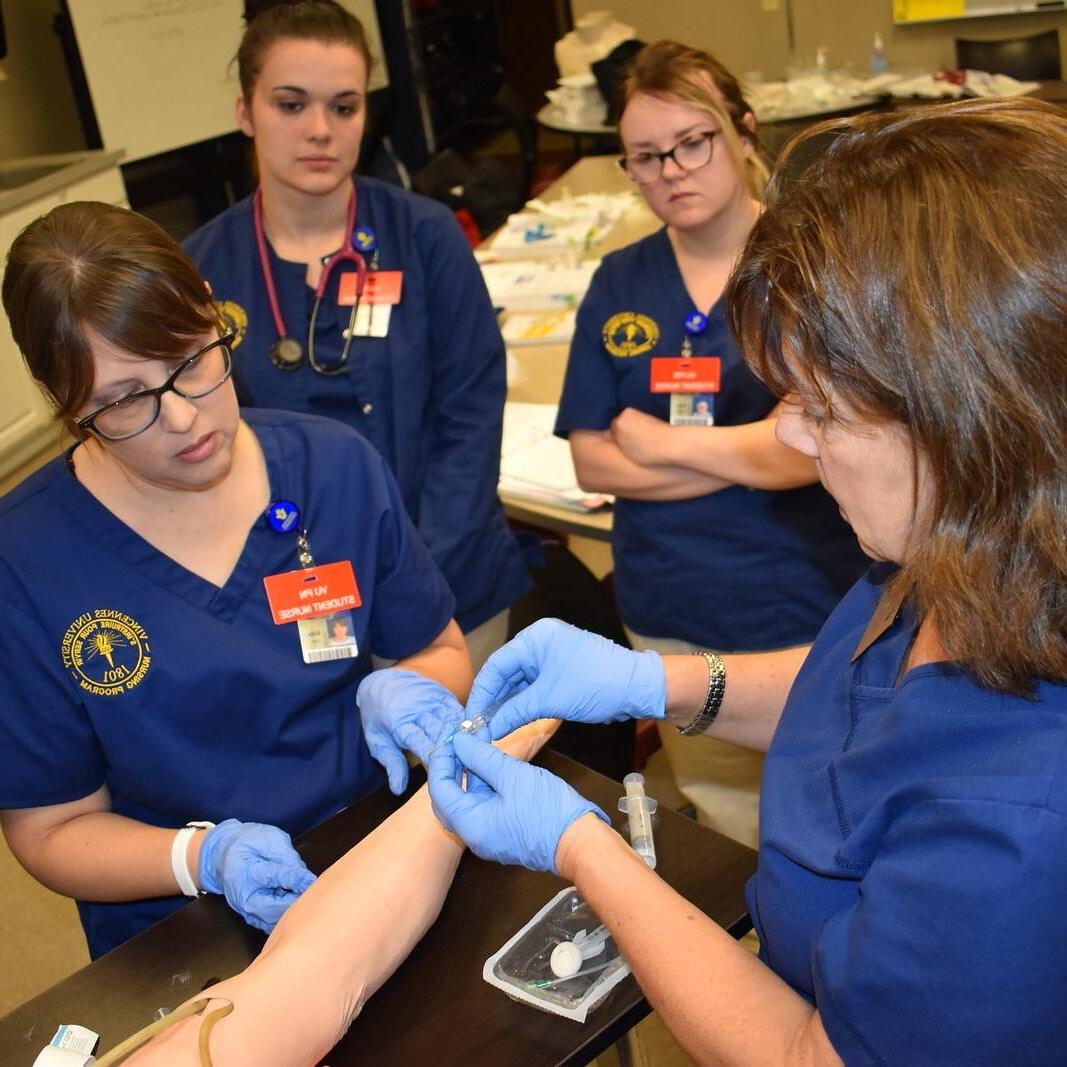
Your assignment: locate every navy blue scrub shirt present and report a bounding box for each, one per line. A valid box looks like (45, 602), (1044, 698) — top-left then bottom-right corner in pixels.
(0, 410), (455, 957)
(555, 228), (867, 651)
(753, 563), (1067, 1064)
(184, 177), (530, 633)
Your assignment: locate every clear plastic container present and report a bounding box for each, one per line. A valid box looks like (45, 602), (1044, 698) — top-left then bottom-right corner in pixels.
(483, 887), (631, 1022)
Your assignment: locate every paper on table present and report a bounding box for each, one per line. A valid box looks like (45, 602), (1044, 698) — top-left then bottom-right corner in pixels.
(501, 309), (577, 346)
(500, 403), (611, 513)
(485, 192), (636, 257)
(481, 260), (597, 312)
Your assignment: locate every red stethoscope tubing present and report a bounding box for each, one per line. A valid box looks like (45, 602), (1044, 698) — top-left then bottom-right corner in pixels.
(252, 182), (367, 366)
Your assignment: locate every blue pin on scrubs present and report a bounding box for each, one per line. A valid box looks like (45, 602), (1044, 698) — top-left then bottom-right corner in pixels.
(354, 227), (377, 255)
(681, 311), (708, 357)
(267, 500), (300, 534)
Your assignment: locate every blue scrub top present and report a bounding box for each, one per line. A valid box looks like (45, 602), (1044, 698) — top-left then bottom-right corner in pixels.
(184, 178), (529, 632)
(0, 410), (455, 957)
(555, 229), (866, 650)
(752, 564), (1067, 1063)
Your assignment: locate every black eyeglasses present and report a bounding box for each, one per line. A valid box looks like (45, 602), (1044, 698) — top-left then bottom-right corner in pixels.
(77, 333), (236, 442)
(618, 130), (719, 184)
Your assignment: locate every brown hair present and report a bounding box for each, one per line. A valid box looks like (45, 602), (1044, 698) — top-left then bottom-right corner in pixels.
(1, 201), (217, 432)
(728, 97), (1067, 695)
(621, 40), (768, 198)
(238, 0), (373, 97)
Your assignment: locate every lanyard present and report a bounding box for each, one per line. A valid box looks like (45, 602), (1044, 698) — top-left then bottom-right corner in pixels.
(681, 310), (708, 357)
(252, 182), (367, 375)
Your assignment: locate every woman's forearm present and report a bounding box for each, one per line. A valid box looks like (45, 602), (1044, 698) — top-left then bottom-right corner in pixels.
(556, 815), (843, 1067)
(570, 430), (728, 500)
(652, 419), (818, 489)
(661, 645), (810, 752)
(395, 619), (474, 701)
(1, 789), (191, 901)
(609, 407), (818, 490)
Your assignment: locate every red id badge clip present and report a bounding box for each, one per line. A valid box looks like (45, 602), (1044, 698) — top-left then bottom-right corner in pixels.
(338, 270), (403, 306)
(649, 357), (721, 394)
(263, 561), (362, 625)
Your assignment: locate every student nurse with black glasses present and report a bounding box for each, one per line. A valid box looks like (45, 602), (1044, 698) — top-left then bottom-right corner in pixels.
(183, 1), (529, 671)
(0, 201), (471, 959)
(554, 41), (865, 847)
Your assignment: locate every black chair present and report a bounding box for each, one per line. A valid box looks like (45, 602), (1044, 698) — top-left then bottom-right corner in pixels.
(955, 29), (1062, 81)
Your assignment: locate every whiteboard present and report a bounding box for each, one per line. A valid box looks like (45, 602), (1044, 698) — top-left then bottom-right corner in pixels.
(66, 0), (387, 164)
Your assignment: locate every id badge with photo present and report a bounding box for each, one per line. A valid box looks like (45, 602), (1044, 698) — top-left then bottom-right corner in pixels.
(262, 560), (362, 663)
(649, 357), (721, 426)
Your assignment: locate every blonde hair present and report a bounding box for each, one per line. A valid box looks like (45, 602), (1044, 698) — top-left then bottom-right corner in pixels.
(621, 40), (768, 198)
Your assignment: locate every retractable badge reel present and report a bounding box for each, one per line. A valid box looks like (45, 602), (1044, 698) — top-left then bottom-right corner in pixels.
(649, 311), (720, 426)
(261, 500), (362, 664)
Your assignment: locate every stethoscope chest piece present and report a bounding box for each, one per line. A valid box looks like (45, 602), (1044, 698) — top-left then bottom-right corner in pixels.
(270, 337), (304, 370)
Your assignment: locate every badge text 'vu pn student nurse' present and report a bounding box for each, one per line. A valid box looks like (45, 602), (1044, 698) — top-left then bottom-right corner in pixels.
(263, 562), (362, 664)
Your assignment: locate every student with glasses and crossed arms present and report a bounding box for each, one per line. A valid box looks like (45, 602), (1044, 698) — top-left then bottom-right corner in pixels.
(0, 201), (472, 959)
(555, 42), (865, 847)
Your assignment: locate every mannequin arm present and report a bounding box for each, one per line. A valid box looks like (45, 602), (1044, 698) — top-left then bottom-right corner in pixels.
(120, 719), (558, 1066)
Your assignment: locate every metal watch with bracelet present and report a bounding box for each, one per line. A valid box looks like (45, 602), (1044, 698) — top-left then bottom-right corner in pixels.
(677, 651), (726, 736)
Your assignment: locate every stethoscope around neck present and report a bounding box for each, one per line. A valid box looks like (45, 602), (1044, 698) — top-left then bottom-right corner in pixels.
(252, 181), (367, 376)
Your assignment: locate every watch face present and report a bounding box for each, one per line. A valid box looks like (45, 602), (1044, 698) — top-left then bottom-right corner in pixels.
(270, 337), (303, 369)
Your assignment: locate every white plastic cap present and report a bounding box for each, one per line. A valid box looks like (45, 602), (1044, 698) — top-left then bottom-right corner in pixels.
(550, 940), (584, 978)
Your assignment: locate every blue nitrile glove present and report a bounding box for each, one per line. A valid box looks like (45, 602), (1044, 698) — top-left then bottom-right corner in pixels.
(198, 819), (316, 934)
(428, 730), (608, 874)
(466, 619), (666, 741)
(357, 668), (465, 794)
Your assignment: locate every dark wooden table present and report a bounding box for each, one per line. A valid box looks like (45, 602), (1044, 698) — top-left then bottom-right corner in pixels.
(0, 751), (756, 1066)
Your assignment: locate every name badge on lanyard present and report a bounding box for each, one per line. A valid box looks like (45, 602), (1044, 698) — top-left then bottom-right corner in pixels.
(649, 311), (718, 425)
(262, 513), (363, 663)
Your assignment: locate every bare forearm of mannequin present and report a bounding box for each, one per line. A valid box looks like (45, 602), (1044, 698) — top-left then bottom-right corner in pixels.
(570, 430), (728, 501)
(554, 814), (844, 1067)
(661, 645), (811, 753)
(120, 718), (559, 1067)
(610, 406), (818, 490)
(395, 618), (474, 702)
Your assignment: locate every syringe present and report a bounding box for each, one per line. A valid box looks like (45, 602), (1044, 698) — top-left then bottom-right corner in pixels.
(618, 772), (658, 869)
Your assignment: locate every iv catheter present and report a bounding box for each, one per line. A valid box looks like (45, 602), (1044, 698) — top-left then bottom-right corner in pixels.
(430, 713), (491, 755)
(528, 960), (615, 990)
(618, 772), (658, 869)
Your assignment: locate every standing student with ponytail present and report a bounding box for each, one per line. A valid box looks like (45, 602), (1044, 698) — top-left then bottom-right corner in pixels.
(185, 1), (529, 669)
